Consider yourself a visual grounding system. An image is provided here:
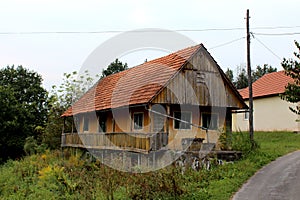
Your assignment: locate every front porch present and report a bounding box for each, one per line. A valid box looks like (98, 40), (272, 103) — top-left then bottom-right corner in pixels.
(61, 132), (169, 153)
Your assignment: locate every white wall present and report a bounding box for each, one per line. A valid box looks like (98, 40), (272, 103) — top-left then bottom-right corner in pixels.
(233, 96), (299, 132)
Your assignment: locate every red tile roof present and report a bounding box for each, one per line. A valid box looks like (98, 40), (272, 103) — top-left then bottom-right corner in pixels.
(239, 71), (294, 99)
(62, 44), (201, 117)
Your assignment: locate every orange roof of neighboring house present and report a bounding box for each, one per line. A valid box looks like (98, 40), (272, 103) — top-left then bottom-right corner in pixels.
(239, 71), (294, 99)
(62, 44), (202, 117)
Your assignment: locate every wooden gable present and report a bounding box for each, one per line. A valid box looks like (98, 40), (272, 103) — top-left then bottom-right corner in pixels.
(151, 46), (246, 109)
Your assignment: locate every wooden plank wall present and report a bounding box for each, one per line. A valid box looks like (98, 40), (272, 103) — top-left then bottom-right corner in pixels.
(151, 48), (243, 109)
(61, 132), (168, 153)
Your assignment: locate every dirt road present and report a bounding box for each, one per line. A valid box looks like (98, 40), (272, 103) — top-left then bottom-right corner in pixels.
(232, 150), (300, 200)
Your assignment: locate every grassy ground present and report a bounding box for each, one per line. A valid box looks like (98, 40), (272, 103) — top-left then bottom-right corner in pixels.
(0, 131), (299, 200)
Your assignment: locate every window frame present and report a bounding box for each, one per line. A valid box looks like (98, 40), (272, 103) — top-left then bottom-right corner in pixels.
(173, 111), (192, 130)
(244, 112), (249, 120)
(133, 112), (144, 130)
(202, 112), (219, 130)
(98, 114), (107, 133)
(83, 116), (89, 132)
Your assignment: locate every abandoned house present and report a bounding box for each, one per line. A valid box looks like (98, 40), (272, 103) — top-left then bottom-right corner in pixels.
(61, 44), (247, 165)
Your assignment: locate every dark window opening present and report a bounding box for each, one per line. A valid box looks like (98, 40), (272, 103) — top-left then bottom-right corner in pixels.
(244, 112), (249, 120)
(134, 113), (143, 130)
(202, 113), (218, 130)
(98, 114), (107, 132)
(174, 112), (191, 130)
(83, 117), (89, 132)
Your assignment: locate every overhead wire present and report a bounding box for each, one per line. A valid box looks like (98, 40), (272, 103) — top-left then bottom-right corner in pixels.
(0, 28), (244, 35)
(251, 25), (300, 30)
(253, 32), (300, 36)
(0, 25), (298, 58)
(0, 25), (300, 35)
(252, 34), (282, 60)
(209, 37), (245, 50)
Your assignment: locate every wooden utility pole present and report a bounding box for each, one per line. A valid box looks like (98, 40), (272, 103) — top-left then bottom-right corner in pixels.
(246, 9), (254, 142)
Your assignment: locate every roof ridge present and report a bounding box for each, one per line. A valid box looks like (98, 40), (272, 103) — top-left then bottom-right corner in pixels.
(239, 70), (294, 99)
(62, 44), (202, 116)
(97, 44), (202, 81)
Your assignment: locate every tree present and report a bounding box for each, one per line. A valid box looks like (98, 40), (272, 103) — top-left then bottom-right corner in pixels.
(44, 59), (128, 149)
(232, 64), (277, 89)
(0, 66), (48, 161)
(101, 58), (128, 78)
(225, 68), (234, 83)
(235, 67), (248, 89)
(43, 70), (95, 149)
(281, 41), (300, 115)
(252, 64), (277, 82)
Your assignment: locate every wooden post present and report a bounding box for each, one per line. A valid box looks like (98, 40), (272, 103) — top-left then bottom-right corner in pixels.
(71, 117), (74, 133)
(148, 104), (152, 132)
(112, 119), (115, 132)
(153, 152), (156, 168)
(166, 104), (171, 148)
(246, 9), (254, 143)
(166, 104), (170, 133)
(62, 117), (66, 134)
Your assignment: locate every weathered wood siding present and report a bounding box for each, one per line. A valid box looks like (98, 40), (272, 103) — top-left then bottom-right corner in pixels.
(151, 48), (243, 109)
(61, 132), (168, 152)
(75, 107), (151, 134)
(163, 105), (225, 150)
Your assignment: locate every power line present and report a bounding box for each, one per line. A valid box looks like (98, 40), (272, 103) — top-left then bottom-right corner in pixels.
(251, 25), (300, 30)
(253, 32), (300, 36)
(0, 25), (300, 35)
(0, 28), (245, 35)
(209, 37), (245, 50)
(253, 35), (282, 60)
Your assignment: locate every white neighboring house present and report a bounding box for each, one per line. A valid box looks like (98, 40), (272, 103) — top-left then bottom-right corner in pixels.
(233, 71), (299, 132)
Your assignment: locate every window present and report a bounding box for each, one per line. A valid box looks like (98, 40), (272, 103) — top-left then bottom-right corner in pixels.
(83, 117), (89, 132)
(174, 112), (191, 130)
(244, 112), (249, 120)
(98, 114), (107, 132)
(133, 113), (143, 130)
(202, 113), (218, 130)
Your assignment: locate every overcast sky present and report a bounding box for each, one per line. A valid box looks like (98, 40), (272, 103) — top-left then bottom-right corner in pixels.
(0, 0), (299, 89)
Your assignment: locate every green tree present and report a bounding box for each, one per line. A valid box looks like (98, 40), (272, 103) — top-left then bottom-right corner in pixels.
(235, 67), (248, 89)
(44, 59), (128, 149)
(225, 68), (234, 83)
(101, 58), (128, 78)
(233, 64), (276, 89)
(252, 64), (277, 82)
(43, 70), (96, 149)
(0, 66), (48, 161)
(281, 41), (300, 115)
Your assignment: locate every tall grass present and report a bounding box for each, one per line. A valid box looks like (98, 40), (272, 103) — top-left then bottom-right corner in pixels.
(0, 132), (299, 200)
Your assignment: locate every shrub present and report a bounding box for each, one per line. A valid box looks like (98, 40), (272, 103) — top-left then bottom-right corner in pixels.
(219, 130), (259, 154)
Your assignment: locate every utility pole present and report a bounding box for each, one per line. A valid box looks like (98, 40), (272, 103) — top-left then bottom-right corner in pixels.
(246, 9), (254, 143)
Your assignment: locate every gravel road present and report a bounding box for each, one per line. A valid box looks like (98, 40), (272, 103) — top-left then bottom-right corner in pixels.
(232, 150), (300, 200)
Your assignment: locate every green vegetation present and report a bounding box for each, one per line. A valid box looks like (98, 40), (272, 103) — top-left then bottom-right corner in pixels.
(281, 40), (300, 115)
(0, 66), (48, 162)
(0, 131), (299, 200)
(0, 60), (129, 161)
(225, 64), (277, 89)
(101, 58), (128, 79)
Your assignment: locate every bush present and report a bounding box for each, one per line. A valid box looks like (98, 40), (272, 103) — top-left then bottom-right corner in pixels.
(219, 130), (259, 154)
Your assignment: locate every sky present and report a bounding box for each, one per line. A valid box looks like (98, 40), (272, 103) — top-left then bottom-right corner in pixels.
(0, 0), (299, 90)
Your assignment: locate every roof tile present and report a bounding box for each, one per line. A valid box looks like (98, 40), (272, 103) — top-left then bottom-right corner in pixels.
(239, 71), (294, 99)
(62, 44), (201, 116)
